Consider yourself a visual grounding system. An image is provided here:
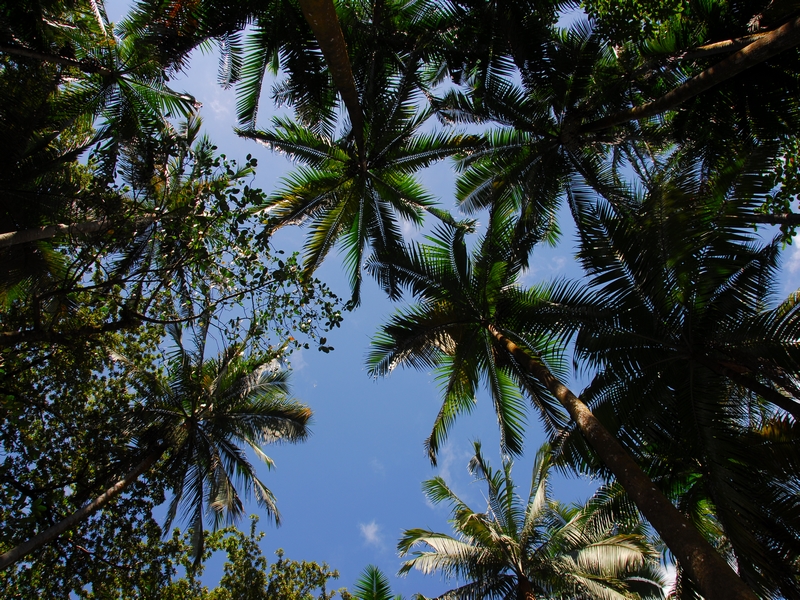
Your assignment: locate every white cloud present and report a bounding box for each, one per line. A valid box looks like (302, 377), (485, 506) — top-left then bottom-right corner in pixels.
(208, 97), (231, 118)
(359, 520), (383, 547)
(425, 442), (473, 510)
(369, 458), (385, 475)
(787, 243), (800, 275)
(520, 254), (568, 285)
(549, 256), (566, 273)
(437, 442), (459, 484)
(288, 348), (307, 372)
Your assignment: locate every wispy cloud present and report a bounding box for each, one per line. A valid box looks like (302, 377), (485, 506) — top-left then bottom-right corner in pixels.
(369, 458), (385, 475)
(425, 442), (472, 510)
(787, 243), (800, 275)
(521, 254), (569, 285)
(359, 520), (383, 547)
(288, 348), (307, 372)
(208, 97), (231, 118)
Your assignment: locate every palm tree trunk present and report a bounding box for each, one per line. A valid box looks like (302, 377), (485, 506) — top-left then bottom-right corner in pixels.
(487, 325), (757, 600)
(581, 15), (800, 134)
(296, 0), (365, 162)
(0, 447), (164, 571)
(517, 575), (536, 600)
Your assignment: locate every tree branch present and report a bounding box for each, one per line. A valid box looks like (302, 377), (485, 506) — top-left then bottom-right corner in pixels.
(0, 216), (156, 248)
(581, 16), (800, 135)
(0, 317), (140, 348)
(0, 44), (112, 76)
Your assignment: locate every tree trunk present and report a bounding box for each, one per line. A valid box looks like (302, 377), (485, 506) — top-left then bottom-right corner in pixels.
(296, 0), (365, 162)
(0, 216), (156, 248)
(517, 575), (536, 600)
(0, 447), (164, 571)
(581, 15), (800, 134)
(745, 212), (800, 227)
(487, 325), (757, 600)
(697, 356), (800, 421)
(0, 44), (112, 75)
(0, 316), (140, 347)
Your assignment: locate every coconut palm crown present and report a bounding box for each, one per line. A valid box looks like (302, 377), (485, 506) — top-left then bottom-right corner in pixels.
(399, 441), (666, 600)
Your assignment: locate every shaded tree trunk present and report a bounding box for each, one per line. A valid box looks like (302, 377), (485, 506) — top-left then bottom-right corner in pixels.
(487, 325), (757, 600)
(517, 575), (536, 600)
(0, 216), (156, 248)
(0, 447), (165, 571)
(296, 0), (365, 162)
(0, 44), (112, 75)
(580, 16), (800, 134)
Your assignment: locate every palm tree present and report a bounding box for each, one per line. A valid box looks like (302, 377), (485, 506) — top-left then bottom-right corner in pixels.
(435, 5), (800, 246)
(366, 209), (757, 599)
(239, 63), (473, 305)
(351, 565), (403, 600)
(546, 162), (800, 597)
(0, 323), (312, 570)
(399, 441), (665, 600)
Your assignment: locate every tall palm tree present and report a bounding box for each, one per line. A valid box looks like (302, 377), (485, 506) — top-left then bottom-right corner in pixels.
(399, 441), (665, 600)
(366, 210), (757, 599)
(546, 163), (800, 597)
(0, 323), (312, 570)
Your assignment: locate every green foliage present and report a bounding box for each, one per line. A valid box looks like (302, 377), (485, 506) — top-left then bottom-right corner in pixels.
(399, 442), (665, 599)
(582, 0), (691, 45)
(160, 517), (347, 600)
(550, 162), (800, 597)
(349, 565), (401, 600)
(4, 0), (800, 597)
(0, 325), (180, 598)
(761, 138), (800, 242)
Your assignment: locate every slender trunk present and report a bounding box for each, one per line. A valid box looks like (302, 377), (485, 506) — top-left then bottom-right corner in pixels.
(0, 316), (140, 347)
(487, 325), (757, 600)
(0, 447), (164, 571)
(517, 575), (536, 600)
(0, 44), (112, 76)
(744, 212), (800, 227)
(0, 216), (156, 248)
(581, 15), (800, 134)
(697, 357), (800, 421)
(296, 0), (365, 163)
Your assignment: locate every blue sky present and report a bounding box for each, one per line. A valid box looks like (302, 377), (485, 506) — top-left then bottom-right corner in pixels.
(106, 3), (800, 595)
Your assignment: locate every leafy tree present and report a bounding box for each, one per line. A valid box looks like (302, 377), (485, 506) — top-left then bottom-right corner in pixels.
(0, 0), (197, 172)
(240, 66), (472, 305)
(0, 322), (181, 597)
(0, 115), (342, 353)
(160, 517), (347, 600)
(399, 441), (665, 600)
(0, 320), (312, 570)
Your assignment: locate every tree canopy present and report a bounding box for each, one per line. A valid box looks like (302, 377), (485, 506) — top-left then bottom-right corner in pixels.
(2, 0), (800, 597)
